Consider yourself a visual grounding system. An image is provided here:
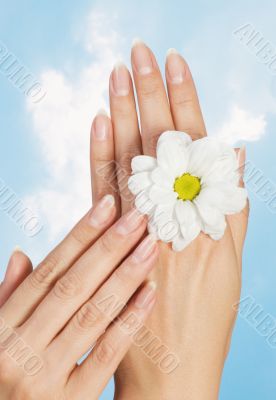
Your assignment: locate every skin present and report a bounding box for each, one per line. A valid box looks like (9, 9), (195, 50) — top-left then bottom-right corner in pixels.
(1, 42), (249, 399)
(90, 41), (249, 399)
(0, 199), (159, 400)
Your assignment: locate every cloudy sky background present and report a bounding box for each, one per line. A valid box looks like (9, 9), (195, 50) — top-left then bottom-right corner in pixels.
(1, 0), (276, 398)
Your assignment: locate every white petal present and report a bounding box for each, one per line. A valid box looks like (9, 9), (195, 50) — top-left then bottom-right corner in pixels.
(158, 130), (192, 147)
(194, 194), (226, 239)
(151, 167), (174, 189)
(175, 200), (201, 240)
(135, 191), (155, 215)
(131, 155), (157, 173)
(154, 203), (175, 220)
(188, 137), (223, 178)
(128, 172), (151, 195)
(147, 220), (158, 238)
(201, 146), (239, 186)
(204, 215), (226, 240)
(198, 185), (247, 215)
(218, 186), (247, 214)
(195, 186), (224, 210)
(172, 233), (196, 252)
(194, 196), (223, 227)
(149, 185), (177, 205)
(151, 204), (179, 242)
(175, 200), (197, 225)
(157, 132), (190, 177)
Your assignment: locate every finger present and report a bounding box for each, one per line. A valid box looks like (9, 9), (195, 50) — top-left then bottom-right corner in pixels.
(20, 209), (148, 349)
(49, 235), (158, 369)
(66, 281), (156, 400)
(0, 249), (32, 307)
(0, 195), (116, 326)
(90, 110), (120, 212)
(131, 40), (174, 156)
(109, 62), (142, 214)
(227, 146), (249, 260)
(165, 48), (207, 139)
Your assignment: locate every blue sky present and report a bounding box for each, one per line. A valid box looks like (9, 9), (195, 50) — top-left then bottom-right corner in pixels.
(1, 0), (276, 398)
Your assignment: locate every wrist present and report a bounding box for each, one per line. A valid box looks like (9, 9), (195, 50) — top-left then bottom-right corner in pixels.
(114, 359), (224, 400)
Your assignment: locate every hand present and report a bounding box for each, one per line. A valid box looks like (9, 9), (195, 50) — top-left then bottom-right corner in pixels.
(90, 41), (249, 399)
(0, 197), (158, 400)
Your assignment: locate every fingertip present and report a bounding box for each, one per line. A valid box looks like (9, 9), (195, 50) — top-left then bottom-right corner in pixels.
(131, 37), (145, 48)
(4, 249), (32, 285)
(238, 145), (246, 187)
(91, 110), (112, 143)
(96, 108), (109, 117)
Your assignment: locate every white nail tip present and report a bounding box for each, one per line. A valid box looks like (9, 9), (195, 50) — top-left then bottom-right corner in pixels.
(166, 48), (179, 57)
(132, 38), (145, 47)
(96, 108), (108, 117)
(101, 194), (115, 207)
(113, 61), (126, 70)
(13, 245), (23, 253)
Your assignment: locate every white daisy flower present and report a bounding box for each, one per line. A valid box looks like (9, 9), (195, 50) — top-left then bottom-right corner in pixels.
(128, 131), (247, 252)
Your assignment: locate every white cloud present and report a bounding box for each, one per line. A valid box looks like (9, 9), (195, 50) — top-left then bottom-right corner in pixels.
(25, 9), (122, 243)
(215, 105), (266, 145)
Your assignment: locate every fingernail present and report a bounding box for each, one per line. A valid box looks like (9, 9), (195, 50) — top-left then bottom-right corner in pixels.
(115, 209), (145, 235)
(111, 62), (130, 96)
(97, 108), (108, 117)
(92, 111), (110, 141)
(135, 281), (157, 309)
(89, 195), (115, 227)
(238, 145), (246, 168)
(12, 245), (23, 254)
(132, 234), (157, 263)
(166, 48), (185, 84)
(132, 39), (153, 75)
(238, 145), (246, 187)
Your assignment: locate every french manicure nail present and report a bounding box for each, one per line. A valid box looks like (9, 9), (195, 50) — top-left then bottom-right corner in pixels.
(135, 281), (157, 309)
(111, 62), (130, 96)
(238, 145), (246, 186)
(166, 48), (185, 84)
(92, 112), (109, 141)
(115, 209), (145, 235)
(12, 245), (23, 254)
(132, 39), (153, 75)
(132, 234), (157, 263)
(238, 145), (246, 168)
(89, 195), (115, 227)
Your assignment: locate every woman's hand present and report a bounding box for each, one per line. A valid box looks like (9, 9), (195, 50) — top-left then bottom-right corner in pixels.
(90, 41), (249, 399)
(0, 196), (158, 400)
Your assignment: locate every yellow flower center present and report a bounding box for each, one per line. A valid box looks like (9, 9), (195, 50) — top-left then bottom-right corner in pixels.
(174, 173), (201, 201)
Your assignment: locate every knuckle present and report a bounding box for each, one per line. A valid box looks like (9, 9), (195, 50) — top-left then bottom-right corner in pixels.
(96, 160), (117, 177)
(12, 379), (39, 400)
(118, 148), (140, 174)
(145, 134), (159, 155)
(94, 339), (117, 365)
(53, 271), (82, 300)
(114, 265), (135, 285)
(98, 232), (115, 255)
(172, 94), (195, 108)
(71, 224), (92, 246)
(75, 301), (103, 330)
(29, 256), (57, 290)
(138, 79), (161, 99)
(113, 102), (132, 119)
(0, 353), (16, 384)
